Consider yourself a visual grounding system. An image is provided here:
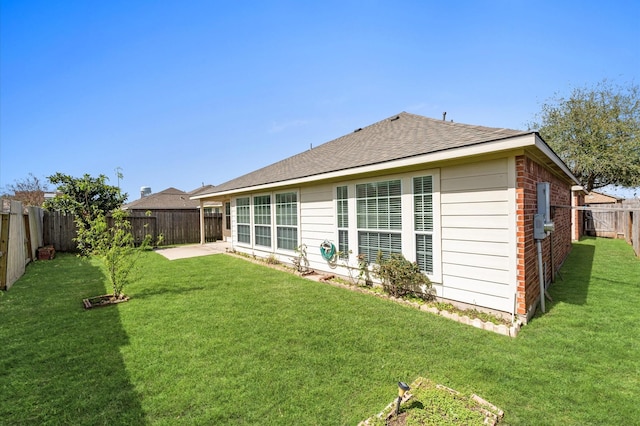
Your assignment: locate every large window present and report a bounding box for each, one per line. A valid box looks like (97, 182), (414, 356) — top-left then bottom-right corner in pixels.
(356, 179), (402, 262)
(236, 197), (251, 244)
(414, 176), (433, 274)
(276, 192), (298, 250)
(253, 195), (271, 247)
(225, 202), (231, 230)
(336, 186), (349, 259)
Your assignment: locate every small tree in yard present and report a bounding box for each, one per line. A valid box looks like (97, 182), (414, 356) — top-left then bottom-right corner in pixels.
(81, 209), (150, 299)
(373, 253), (435, 301)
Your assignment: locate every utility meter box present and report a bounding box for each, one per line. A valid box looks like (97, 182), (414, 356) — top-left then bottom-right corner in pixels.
(534, 182), (554, 240)
(537, 182), (551, 219)
(534, 214), (547, 240)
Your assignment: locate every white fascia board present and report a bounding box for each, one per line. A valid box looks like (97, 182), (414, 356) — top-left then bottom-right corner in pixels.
(533, 135), (581, 185)
(192, 133), (558, 199)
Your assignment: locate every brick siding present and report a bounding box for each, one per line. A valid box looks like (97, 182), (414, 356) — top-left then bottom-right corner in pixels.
(516, 155), (572, 320)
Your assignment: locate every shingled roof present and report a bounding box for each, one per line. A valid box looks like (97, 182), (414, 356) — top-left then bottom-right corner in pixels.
(199, 112), (529, 196)
(124, 187), (198, 210)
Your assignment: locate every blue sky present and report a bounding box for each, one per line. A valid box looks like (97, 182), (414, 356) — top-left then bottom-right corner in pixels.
(2, 0), (639, 201)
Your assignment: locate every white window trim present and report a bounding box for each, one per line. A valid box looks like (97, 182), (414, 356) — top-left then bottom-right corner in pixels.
(275, 190), (300, 252)
(337, 169), (441, 283)
(253, 193), (272, 249)
(234, 196), (252, 247)
(233, 191), (300, 253)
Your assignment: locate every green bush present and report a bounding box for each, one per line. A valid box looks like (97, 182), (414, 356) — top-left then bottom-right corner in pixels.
(373, 253), (434, 301)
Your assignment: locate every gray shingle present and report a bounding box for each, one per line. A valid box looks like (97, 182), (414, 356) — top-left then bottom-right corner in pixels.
(207, 112), (527, 194)
(124, 187), (198, 210)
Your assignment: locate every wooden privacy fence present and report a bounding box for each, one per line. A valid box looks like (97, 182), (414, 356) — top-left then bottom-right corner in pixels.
(586, 199), (640, 257)
(0, 200), (44, 290)
(44, 209), (222, 252)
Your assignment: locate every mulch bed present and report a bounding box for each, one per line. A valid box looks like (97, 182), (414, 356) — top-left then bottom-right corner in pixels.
(82, 294), (130, 309)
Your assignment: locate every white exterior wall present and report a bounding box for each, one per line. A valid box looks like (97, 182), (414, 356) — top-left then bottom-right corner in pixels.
(229, 156), (518, 314)
(440, 158), (517, 313)
(299, 183), (341, 272)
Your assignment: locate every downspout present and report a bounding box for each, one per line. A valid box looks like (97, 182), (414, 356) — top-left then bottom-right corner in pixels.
(199, 199), (205, 245)
(536, 239), (546, 313)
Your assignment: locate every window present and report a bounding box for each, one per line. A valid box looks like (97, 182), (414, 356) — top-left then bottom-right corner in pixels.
(225, 202), (231, 230)
(414, 176), (433, 274)
(253, 195), (271, 247)
(336, 186), (349, 259)
(236, 197), (251, 244)
(356, 180), (402, 262)
(276, 192), (298, 250)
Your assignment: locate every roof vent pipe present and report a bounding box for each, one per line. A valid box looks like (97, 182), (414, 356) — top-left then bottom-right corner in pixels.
(442, 112), (447, 121)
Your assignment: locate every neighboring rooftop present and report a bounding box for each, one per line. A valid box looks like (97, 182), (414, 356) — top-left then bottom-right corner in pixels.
(585, 191), (624, 204)
(123, 187), (198, 210)
(195, 112), (529, 196)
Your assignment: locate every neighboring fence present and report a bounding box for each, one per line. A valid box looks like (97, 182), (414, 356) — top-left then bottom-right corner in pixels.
(44, 209), (222, 251)
(586, 199), (640, 257)
(0, 200), (44, 290)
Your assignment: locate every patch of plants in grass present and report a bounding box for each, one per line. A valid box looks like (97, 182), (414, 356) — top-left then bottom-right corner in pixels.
(363, 378), (503, 426)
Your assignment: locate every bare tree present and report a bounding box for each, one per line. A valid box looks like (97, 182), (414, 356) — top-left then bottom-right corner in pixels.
(1, 173), (49, 206)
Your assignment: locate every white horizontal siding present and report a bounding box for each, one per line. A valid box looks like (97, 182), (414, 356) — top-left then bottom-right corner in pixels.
(441, 251), (509, 270)
(442, 286), (512, 313)
(299, 185), (339, 271)
(441, 189), (509, 204)
(440, 158), (515, 313)
(443, 264), (510, 285)
(442, 239), (509, 257)
(441, 215), (508, 229)
(441, 227), (509, 242)
(441, 201), (509, 216)
(442, 275), (512, 298)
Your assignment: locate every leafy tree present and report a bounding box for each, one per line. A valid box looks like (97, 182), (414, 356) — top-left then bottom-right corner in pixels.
(530, 80), (640, 192)
(44, 173), (127, 254)
(1, 173), (49, 206)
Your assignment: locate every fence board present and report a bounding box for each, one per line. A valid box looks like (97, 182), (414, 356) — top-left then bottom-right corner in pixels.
(44, 209), (222, 251)
(587, 200), (640, 257)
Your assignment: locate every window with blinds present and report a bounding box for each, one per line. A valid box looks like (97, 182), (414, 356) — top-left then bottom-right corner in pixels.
(236, 197), (251, 244)
(276, 192), (298, 250)
(356, 179), (402, 262)
(414, 176), (433, 273)
(253, 195), (271, 247)
(336, 186), (349, 259)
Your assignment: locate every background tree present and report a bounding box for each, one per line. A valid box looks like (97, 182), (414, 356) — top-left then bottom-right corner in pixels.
(44, 173), (128, 254)
(530, 80), (640, 192)
(1, 173), (49, 206)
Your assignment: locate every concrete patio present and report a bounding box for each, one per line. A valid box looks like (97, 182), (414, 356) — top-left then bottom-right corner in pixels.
(154, 241), (231, 260)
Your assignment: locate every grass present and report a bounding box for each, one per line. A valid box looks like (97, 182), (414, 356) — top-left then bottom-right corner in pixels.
(1, 237), (638, 425)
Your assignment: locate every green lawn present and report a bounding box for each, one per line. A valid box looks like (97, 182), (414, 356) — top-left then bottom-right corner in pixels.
(1, 237), (638, 425)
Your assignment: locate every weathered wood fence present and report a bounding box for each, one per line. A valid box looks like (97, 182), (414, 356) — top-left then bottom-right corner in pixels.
(586, 199), (640, 257)
(0, 200), (44, 290)
(44, 210), (222, 252)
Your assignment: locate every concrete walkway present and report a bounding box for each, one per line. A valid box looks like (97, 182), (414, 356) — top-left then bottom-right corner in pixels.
(155, 241), (231, 260)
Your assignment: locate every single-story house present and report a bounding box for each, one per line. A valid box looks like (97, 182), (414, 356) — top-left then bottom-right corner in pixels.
(192, 112), (582, 323)
(124, 186), (223, 245)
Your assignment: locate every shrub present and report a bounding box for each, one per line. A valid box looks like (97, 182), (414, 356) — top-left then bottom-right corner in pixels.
(373, 253), (434, 301)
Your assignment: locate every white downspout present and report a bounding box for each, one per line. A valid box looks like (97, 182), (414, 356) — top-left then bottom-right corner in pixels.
(199, 200), (205, 245)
